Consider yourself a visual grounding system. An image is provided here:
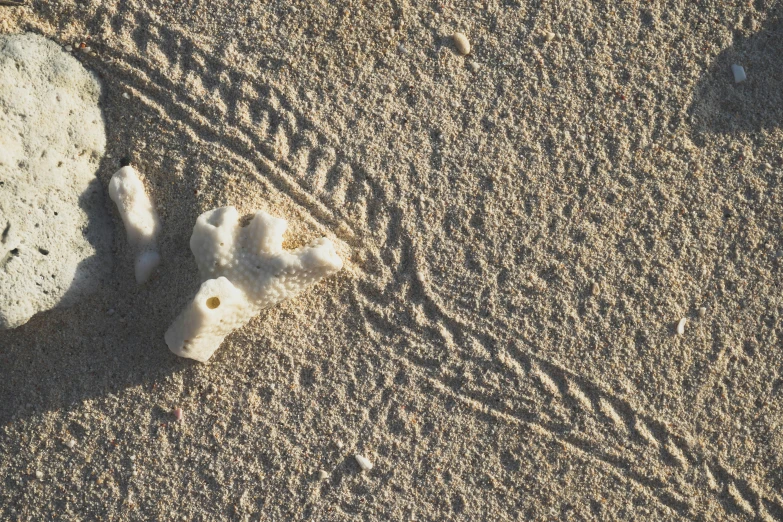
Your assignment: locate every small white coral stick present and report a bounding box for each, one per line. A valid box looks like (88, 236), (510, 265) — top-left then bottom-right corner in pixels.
(108, 166), (162, 283)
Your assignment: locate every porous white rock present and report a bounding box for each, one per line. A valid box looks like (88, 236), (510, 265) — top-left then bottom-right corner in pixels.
(0, 33), (111, 329)
(108, 166), (161, 283)
(166, 207), (343, 362)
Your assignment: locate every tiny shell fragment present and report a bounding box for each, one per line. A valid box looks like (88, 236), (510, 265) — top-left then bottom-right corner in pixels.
(732, 64), (746, 83)
(355, 454), (373, 471)
(676, 318), (686, 335)
(453, 32), (470, 55)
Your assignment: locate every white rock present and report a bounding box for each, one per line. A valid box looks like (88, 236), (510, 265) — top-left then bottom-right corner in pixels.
(355, 454), (373, 471)
(318, 470), (329, 480)
(732, 64), (746, 83)
(165, 207), (343, 362)
(676, 318), (686, 335)
(35, 470), (44, 480)
(698, 306), (706, 319)
(65, 439), (77, 449)
(0, 33), (112, 329)
(108, 166), (161, 284)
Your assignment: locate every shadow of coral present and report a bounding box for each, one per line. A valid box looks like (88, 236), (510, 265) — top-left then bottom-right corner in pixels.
(0, 53), (204, 426)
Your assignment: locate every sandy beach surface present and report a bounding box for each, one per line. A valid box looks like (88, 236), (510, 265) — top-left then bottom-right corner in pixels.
(2, 0), (783, 520)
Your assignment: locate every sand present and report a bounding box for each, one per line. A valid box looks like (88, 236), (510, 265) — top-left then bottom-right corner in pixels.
(1, 0), (783, 520)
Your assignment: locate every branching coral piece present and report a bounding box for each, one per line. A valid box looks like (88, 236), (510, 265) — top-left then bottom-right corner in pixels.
(165, 207), (343, 362)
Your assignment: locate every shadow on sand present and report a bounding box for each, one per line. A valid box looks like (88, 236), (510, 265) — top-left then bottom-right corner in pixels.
(689, 9), (783, 146)
(0, 64), (203, 426)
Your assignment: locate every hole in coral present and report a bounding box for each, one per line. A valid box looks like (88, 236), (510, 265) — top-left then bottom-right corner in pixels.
(38, 248), (49, 256)
(206, 297), (220, 309)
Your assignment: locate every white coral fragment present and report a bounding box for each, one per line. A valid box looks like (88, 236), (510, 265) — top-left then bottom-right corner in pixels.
(166, 206), (343, 362)
(108, 166), (161, 283)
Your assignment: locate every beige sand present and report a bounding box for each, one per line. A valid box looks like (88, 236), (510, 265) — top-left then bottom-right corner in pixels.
(2, 0), (783, 520)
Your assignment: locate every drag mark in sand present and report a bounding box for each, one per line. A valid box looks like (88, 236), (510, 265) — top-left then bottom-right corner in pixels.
(36, 9), (783, 520)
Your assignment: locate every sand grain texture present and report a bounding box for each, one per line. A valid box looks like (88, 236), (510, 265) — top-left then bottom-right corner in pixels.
(2, 0), (783, 520)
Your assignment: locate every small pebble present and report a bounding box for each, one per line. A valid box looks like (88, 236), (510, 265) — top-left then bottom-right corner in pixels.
(698, 306), (706, 318)
(469, 61), (480, 73)
(129, 455), (136, 461)
(122, 93), (130, 99)
(65, 439), (77, 449)
(174, 407), (183, 421)
(676, 318), (686, 336)
(336, 440), (344, 450)
(591, 282), (600, 296)
(35, 470), (44, 480)
(64, 45), (72, 52)
(544, 31), (556, 42)
(732, 64), (746, 83)
(453, 32), (471, 55)
(81, 45), (92, 53)
(318, 470), (329, 480)
(397, 43), (408, 54)
(355, 454), (373, 471)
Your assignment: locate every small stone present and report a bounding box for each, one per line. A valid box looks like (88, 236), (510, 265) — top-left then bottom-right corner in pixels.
(591, 282), (600, 296)
(336, 440), (344, 450)
(732, 64), (746, 83)
(355, 454), (373, 471)
(81, 45), (92, 53)
(318, 470), (329, 480)
(698, 306), (706, 319)
(129, 455), (136, 461)
(453, 32), (471, 55)
(64, 45), (72, 52)
(35, 470), (44, 480)
(65, 439), (77, 449)
(676, 318), (686, 336)
(469, 61), (480, 73)
(122, 92), (130, 99)
(173, 407), (183, 421)
(397, 43), (407, 54)
(544, 31), (556, 42)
